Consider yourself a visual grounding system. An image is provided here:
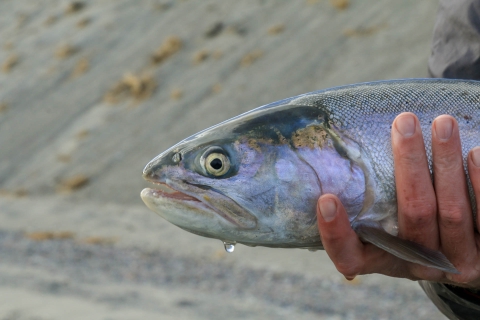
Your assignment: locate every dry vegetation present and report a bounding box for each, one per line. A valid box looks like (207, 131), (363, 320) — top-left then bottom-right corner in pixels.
(193, 49), (209, 64)
(71, 57), (89, 77)
(55, 44), (78, 59)
(212, 50), (223, 59)
(240, 50), (263, 67)
(75, 129), (90, 140)
(76, 17), (91, 28)
(0, 188), (28, 198)
(3, 41), (13, 50)
(330, 0), (350, 10)
(151, 36), (182, 65)
(2, 54), (19, 73)
(57, 154), (72, 163)
(0, 102), (8, 113)
(343, 24), (387, 37)
(104, 73), (157, 103)
(57, 174), (90, 192)
(170, 88), (183, 100)
(268, 24), (285, 35)
(25, 231), (75, 241)
(211, 83), (222, 94)
(82, 236), (117, 245)
(44, 15), (58, 26)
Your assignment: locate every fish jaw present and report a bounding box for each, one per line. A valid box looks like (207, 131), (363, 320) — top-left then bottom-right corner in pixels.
(141, 185), (258, 244)
(140, 187), (231, 238)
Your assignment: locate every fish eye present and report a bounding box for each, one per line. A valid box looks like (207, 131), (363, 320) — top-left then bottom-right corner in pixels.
(205, 153), (230, 176)
(200, 147), (231, 177)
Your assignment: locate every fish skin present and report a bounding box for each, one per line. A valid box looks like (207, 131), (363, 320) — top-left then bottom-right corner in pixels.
(141, 79), (480, 273)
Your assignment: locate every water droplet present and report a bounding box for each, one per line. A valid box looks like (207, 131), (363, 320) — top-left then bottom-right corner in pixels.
(223, 241), (236, 253)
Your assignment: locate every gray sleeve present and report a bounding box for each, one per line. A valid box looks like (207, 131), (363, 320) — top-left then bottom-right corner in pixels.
(419, 281), (480, 320)
(429, 0), (480, 79)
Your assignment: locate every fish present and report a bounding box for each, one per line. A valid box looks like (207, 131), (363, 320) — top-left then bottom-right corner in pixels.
(141, 78), (480, 274)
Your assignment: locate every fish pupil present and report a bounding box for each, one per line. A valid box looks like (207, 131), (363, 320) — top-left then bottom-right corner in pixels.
(210, 158), (223, 170)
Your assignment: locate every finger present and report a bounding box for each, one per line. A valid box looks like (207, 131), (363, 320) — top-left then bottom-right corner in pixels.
(466, 147), (480, 286)
(432, 116), (476, 275)
(468, 147), (480, 231)
(392, 113), (441, 279)
(392, 113), (438, 247)
(317, 195), (395, 278)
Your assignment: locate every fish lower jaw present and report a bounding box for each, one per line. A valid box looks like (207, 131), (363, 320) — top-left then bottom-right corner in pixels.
(140, 188), (247, 230)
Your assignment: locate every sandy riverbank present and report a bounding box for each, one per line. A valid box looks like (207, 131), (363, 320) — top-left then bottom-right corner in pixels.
(0, 1), (445, 319)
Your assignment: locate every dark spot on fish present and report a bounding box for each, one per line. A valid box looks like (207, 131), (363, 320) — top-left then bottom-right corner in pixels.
(292, 125), (328, 149)
(234, 105), (329, 144)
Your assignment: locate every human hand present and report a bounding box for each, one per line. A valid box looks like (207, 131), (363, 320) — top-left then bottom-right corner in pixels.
(316, 112), (480, 288)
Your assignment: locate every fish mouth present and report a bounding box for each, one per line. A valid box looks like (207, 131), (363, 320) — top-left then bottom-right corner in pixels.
(142, 182), (201, 202)
(141, 180), (257, 229)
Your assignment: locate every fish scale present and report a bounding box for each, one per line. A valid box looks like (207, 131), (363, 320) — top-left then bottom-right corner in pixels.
(142, 79), (480, 274)
(290, 80), (478, 212)
(316, 79), (480, 208)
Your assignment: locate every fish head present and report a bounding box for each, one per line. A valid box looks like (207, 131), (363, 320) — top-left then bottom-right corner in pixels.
(141, 104), (330, 247)
(142, 137), (257, 237)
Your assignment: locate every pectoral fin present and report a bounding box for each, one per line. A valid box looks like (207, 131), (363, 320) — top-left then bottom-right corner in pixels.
(353, 221), (459, 274)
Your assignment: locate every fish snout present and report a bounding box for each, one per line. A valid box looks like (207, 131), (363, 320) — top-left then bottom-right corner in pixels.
(142, 159), (166, 183)
(143, 149), (183, 182)
(142, 162), (157, 181)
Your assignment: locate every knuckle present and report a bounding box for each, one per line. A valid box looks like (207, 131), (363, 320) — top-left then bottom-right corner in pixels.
(320, 232), (343, 244)
(434, 149), (462, 172)
(400, 199), (436, 226)
(439, 204), (467, 229)
(398, 150), (425, 167)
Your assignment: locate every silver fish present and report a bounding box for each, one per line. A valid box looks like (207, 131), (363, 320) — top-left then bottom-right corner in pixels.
(141, 79), (480, 274)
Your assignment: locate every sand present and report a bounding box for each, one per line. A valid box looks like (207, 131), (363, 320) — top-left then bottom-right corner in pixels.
(0, 0), (446, 319)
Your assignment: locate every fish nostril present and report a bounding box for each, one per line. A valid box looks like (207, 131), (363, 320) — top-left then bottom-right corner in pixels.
(142, 164), (157, 180)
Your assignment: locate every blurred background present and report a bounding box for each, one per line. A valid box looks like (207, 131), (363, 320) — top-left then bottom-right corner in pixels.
(0, 0), (446, 319)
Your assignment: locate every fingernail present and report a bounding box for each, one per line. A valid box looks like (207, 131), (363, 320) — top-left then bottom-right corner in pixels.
(434, 116), (453, 141)
(395, 114), (415, 137)
(319, 198), (336, 222)
(472, 147), (480, 167)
